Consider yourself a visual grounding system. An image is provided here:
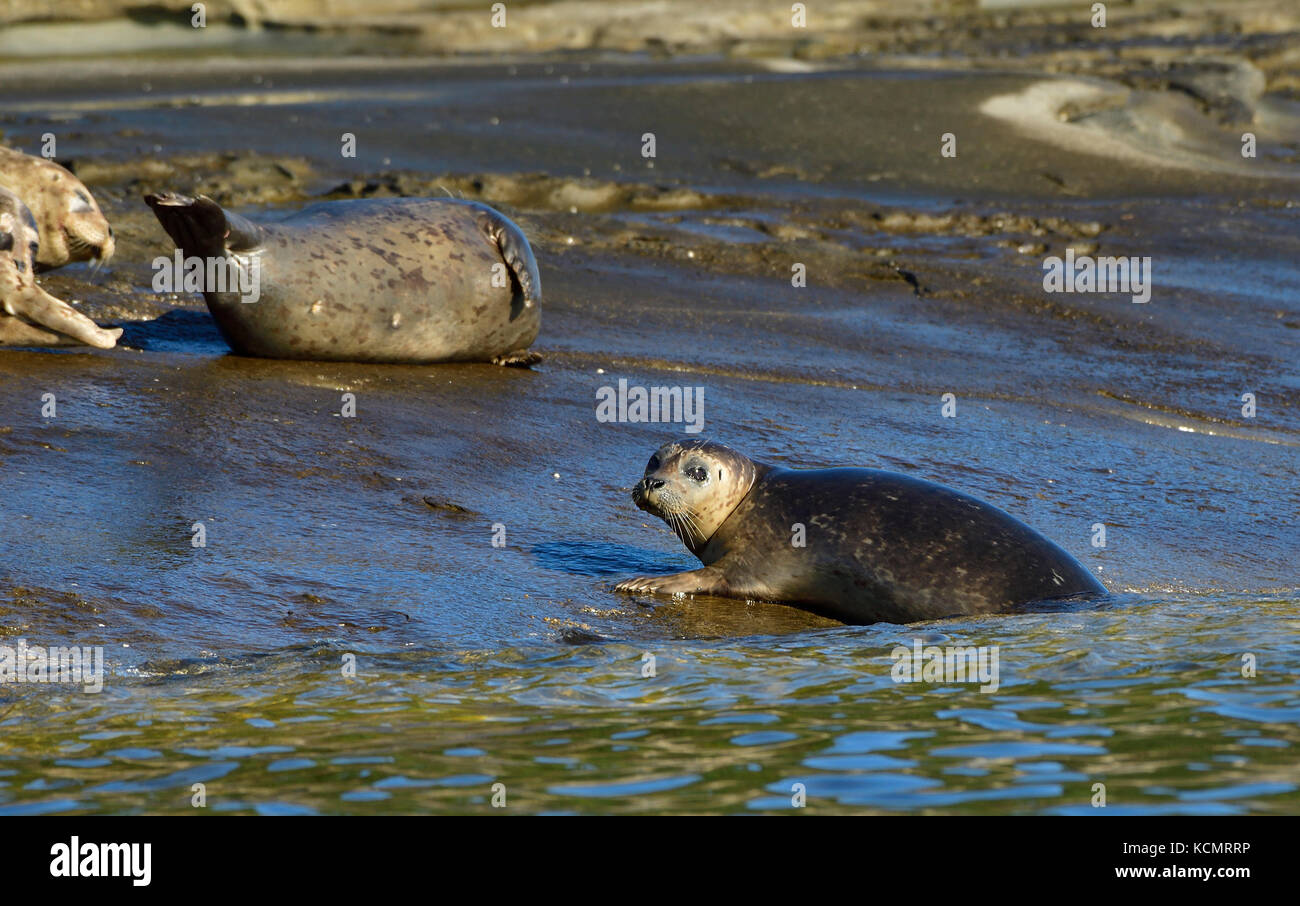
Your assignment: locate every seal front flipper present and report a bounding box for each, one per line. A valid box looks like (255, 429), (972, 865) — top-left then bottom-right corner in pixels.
(614, 566), (731, 597)
(476, 207), (541, 310)
(144, 192), (264, 256)
(0, 316), (94, 347)
(3, 285), (122, 348)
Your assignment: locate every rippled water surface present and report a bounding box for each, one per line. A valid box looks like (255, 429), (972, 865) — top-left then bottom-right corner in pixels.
(4, 592), (1298, 815)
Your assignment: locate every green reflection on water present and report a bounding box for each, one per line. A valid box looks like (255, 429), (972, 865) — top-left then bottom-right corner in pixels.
(2, 595), (1297, 815)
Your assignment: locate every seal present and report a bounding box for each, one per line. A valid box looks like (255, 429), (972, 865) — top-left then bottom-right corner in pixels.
(0, 146), (115, 270)
(0, 187), (122, 349)
(615, 439), (1105, 624)
(144, 192), (542, 365)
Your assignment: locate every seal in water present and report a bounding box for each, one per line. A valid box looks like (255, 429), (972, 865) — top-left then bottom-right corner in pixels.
(0, 188), (121, 349)
(144, 193), (542, 365)
(615, 439), (1104, 624)
(0, 147), (115, 270)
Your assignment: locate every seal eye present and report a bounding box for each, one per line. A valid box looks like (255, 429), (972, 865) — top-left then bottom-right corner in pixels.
(685, 465), (708, 482)
(71, 191), (93, 213)
(646, 455), (660, 473)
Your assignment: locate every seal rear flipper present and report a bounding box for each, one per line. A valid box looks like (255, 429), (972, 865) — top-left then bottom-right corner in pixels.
(492, 348), (543, 368)
(477, 208), (541, 311)
(144, 192), (264, 256)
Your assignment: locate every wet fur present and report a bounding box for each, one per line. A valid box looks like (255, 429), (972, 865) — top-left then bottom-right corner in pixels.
(617, 439), (1105, 625)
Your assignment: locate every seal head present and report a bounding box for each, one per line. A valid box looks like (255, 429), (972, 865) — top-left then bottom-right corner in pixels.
(631, 439), (759, 554)
(0, 147), (115, 270)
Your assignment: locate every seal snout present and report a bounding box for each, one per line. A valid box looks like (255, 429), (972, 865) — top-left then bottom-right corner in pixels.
(91, 233), (115, 265)
(632, 477), (665, 510)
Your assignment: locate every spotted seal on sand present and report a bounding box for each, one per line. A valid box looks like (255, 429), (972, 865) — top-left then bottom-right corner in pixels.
(144, 193), (541, 365)
(0, 188), (121, 349)
(0, 146), (115, 270)
(615, 439), (1105, 625)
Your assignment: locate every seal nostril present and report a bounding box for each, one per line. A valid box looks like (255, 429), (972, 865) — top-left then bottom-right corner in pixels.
(633, 477), (663, 497)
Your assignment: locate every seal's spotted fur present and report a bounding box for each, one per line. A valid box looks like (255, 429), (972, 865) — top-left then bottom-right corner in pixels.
(617, 439), (1105, 624)
(146, 193), (541, 364)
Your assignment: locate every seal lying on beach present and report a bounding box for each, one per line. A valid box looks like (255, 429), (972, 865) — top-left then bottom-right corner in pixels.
(615, 439), (1104, 625)
(144, 193), (542, 365)
(0, 188), (122, 349)
(0, 147), (115, 270)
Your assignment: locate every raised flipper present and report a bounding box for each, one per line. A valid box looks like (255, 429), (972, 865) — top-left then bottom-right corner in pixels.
(477, 207), (541, 310)
(144, 192), (265, 256)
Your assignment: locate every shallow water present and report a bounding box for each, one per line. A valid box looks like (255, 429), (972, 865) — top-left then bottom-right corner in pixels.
(1, 8), (1297, 814)
(3, 592), (1298, 815)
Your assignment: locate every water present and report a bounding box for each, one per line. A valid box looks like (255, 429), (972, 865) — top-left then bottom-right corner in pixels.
(4, 592), (1297, 814)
